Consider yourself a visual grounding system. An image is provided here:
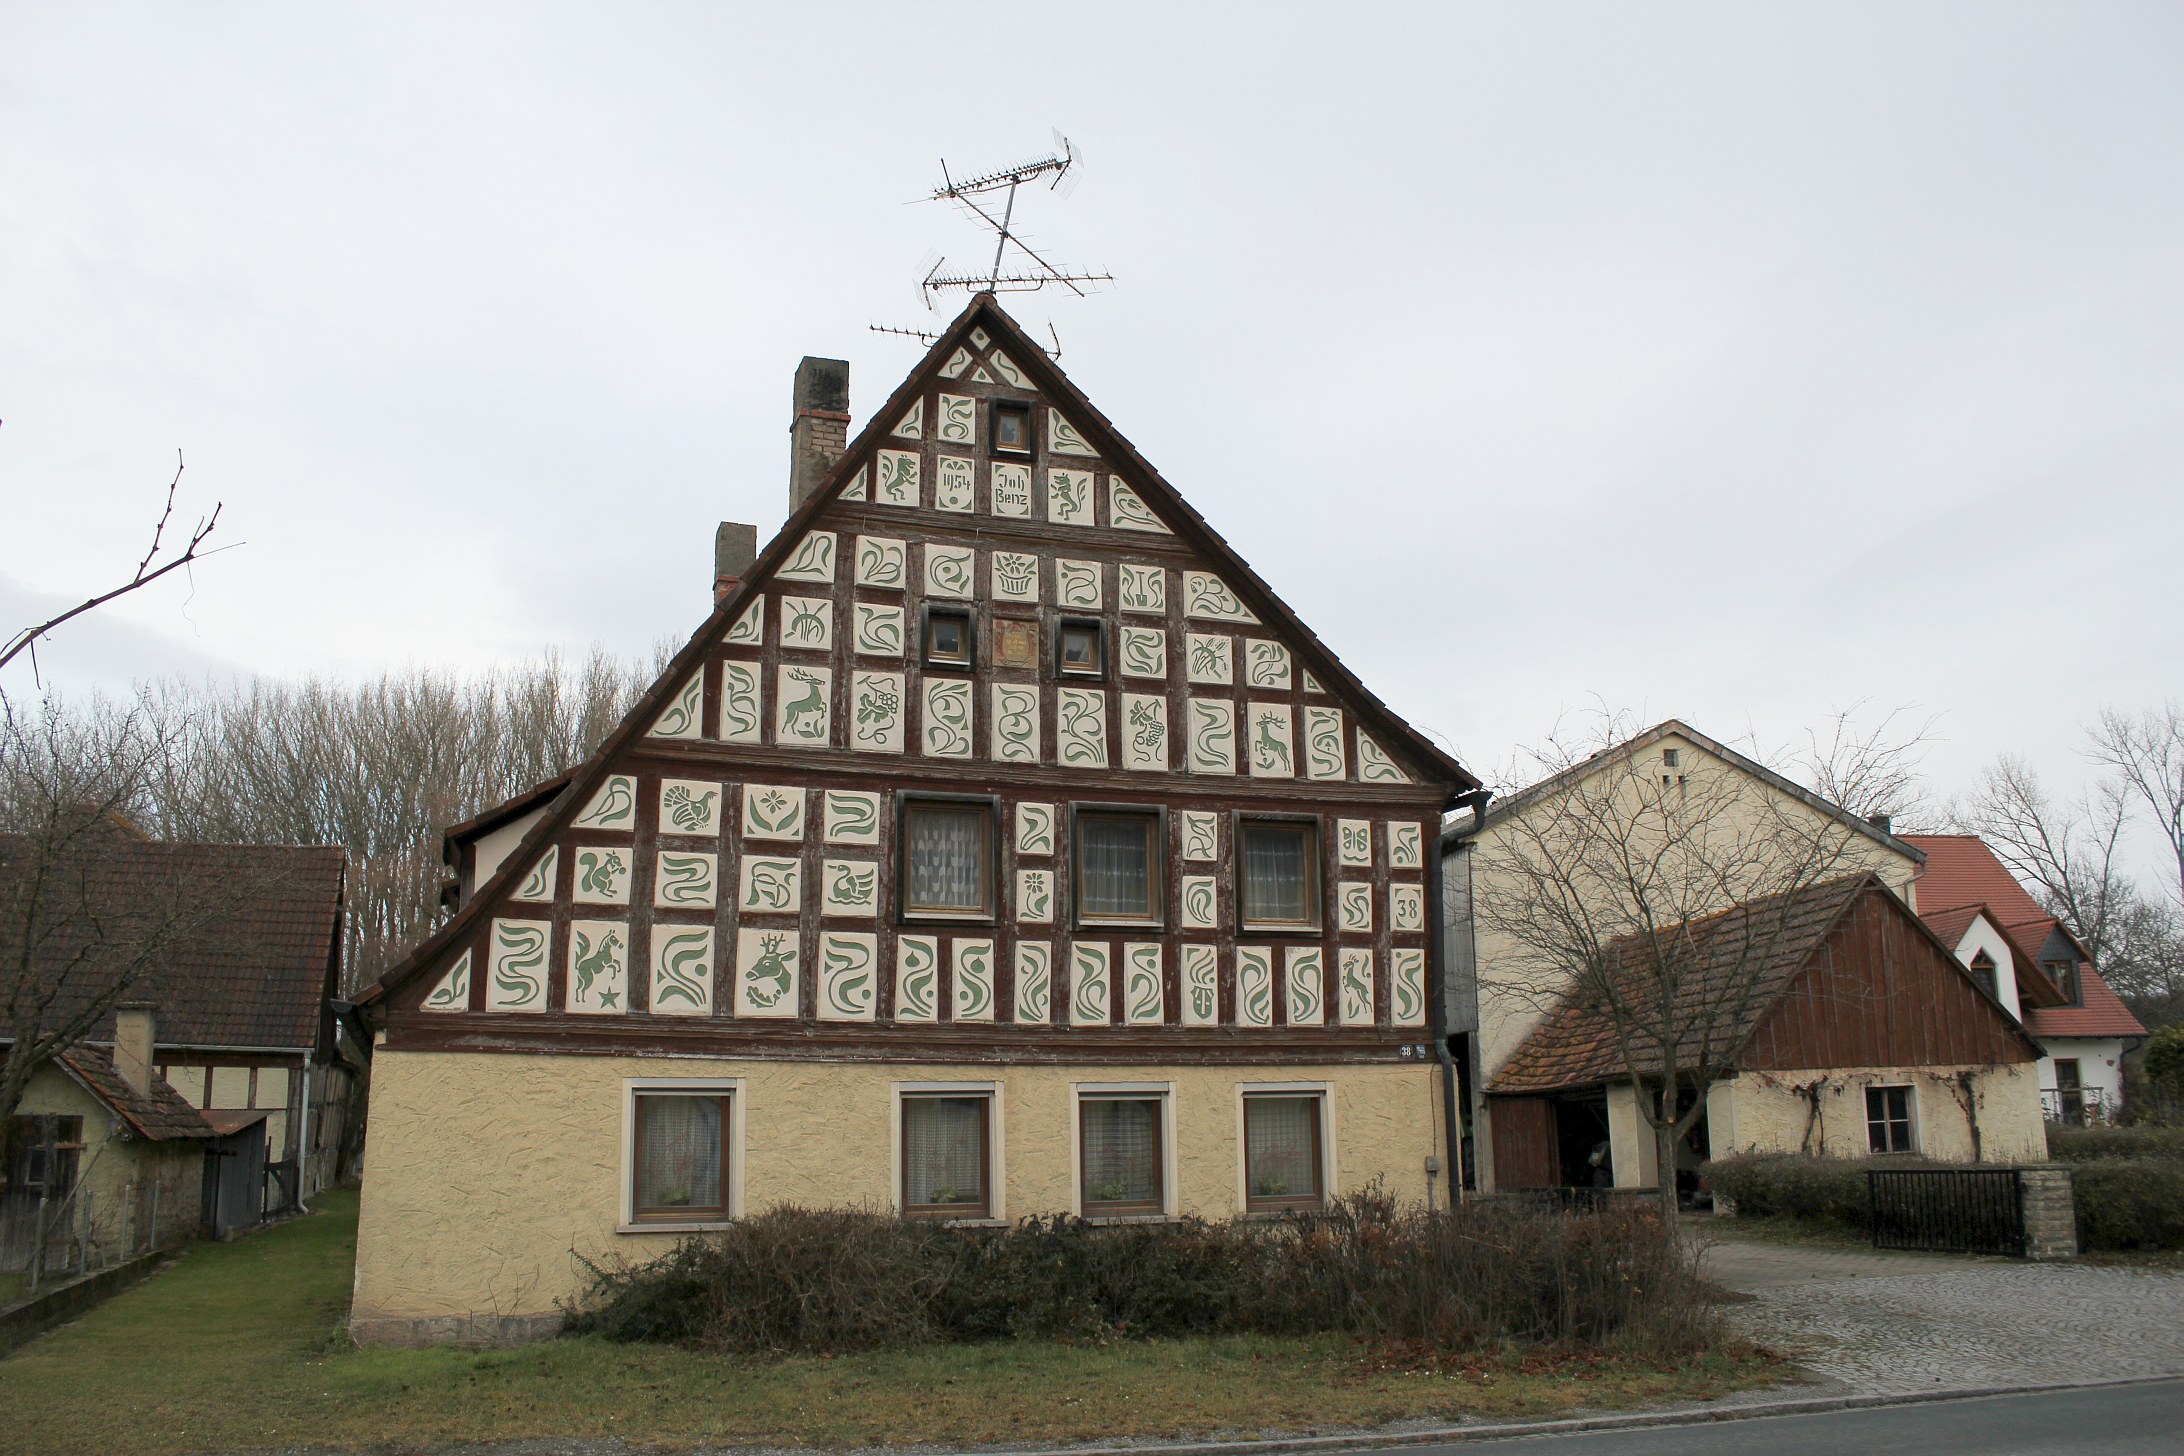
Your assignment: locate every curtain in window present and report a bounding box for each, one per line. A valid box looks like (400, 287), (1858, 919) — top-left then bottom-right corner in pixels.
(909, 807), (986, 911)
(1246, 1096), (1320, 1201)
(904, 1096), (985, 1208)
(1080, 818), (1151, 918)
(1242, 827), (1309, 922)
(637, 1095), (723, 1213)
(1081, 1098), (1160, 1206)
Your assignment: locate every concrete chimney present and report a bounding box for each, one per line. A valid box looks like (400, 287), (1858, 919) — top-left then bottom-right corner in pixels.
(788, 356), (850, 510)
(714, 522), (757, 605)
(114, 1002), (156, 1095)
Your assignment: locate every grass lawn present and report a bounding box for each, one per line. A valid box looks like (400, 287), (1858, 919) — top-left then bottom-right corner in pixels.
(0, 1189), (1784, 1455)
(1696, 1213), (1876, 1251)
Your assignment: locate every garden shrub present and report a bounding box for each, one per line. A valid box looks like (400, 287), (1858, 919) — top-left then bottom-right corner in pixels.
(2072, 1158), (2184, 1251)
(1701, 1153), (1900, 1229)
(565, 1190), (1715, 1355)
(2045, 1123), (2184, 1165)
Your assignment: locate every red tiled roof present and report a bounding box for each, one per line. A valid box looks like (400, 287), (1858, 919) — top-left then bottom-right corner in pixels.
(0, 833), (346, 1051)
(50, 1049), (214, 1142)
(1902, 835), (2049, 926)
(2025, 965), (2146, 1039)
(1914, 903), (2068, 1009)
(1903, 835), (2145, 1039)
(1491, 876), (1872, 1095)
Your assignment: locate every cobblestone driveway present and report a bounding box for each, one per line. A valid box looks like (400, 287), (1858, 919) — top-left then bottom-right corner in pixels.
(1717, 1248), (2184, 1395)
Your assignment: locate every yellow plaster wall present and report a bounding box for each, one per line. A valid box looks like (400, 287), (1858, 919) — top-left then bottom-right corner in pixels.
(1716, 1063), (2047, 1166)
(352, 1050), (1441, 1337)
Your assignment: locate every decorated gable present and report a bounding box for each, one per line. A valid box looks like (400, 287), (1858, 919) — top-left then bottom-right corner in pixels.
(383, 297), (1470, 1053)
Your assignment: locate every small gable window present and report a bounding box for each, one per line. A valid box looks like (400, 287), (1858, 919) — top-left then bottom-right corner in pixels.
(1865, 1085), (1915, 1154)
(923, 606), (975, 671)
(1238, 817), (1320, 932)
(1058, 619), (1105, 680)
(1968, 951), (1999, 1001)
(901, 796), (997, 921)
(992, 400), (1033, 459)
(1074, 808), (1163, 926)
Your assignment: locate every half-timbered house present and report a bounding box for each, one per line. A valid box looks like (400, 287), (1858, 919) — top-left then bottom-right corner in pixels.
(350, 296), (1478, 1345)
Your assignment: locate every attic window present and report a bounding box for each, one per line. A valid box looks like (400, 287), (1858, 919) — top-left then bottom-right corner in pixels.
(1662, 749), (1680, 768)
(2045, 960), (2081, 1004)
(1058, 619), (1105, 680)
(992, 401), (1033, 459)
(923, 606), (975, 670)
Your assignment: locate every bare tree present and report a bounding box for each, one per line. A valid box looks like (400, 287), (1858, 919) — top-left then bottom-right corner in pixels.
(1795, 704), (1941, 832)
(1478, 714), (1876, 1219)
(2088, 703), (2184, 913)
(1, 454), (224, 682)
(0, 697), (237, 1124)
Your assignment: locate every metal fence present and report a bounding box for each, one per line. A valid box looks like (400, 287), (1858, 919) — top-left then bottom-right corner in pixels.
(1868, 1168), (2025, 1256)
(2041, 1087), (2115, 1126)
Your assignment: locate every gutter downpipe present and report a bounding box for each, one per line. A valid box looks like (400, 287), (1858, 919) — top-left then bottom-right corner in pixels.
(1434, 788), (1492, 1206)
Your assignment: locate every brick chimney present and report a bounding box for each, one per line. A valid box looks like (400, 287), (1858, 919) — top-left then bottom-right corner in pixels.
(113, 1002), (156, 1095)
(788, 356), (850, 510)
(714, 522), (756, 605)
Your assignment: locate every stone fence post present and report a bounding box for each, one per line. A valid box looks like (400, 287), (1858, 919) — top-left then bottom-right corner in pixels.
(2017, 1163), (2078, 1259)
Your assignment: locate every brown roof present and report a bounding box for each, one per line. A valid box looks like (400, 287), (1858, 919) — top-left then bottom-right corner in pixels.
(51, 1049), (213, 1142)
(1, 836), (346, 1051)
(440, 771), (572, 865)
(1491, 876), (1873, 1094)
(200, 1108), (271, 1136)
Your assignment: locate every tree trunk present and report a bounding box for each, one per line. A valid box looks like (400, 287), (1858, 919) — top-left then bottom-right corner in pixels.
(1654, 1114), (1681, 1224)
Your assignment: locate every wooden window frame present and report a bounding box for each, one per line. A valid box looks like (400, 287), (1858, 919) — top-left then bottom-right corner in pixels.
(896, 792), (1000, 925)
(1055, 616), (1107, 682)
(1070, 803), (1167, 930)
(1968, 951), (1999, 1002)
(2044, 959), (2082, 1006)
(1864, 1084), (1916, 1155)
(920, 603), (977, 672)
(899, 1091), (994, 1219)
(628, 1089), (734, 1226)
(990, 399), (1034, 460)
(1233, 813), (1323, 935)
(1242, 1092), (1327, 1213)
(1076, 1091), (1168, 1219)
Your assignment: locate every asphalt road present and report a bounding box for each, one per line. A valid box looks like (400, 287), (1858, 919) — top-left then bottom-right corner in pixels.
(1416, 1380), (2184, 1454)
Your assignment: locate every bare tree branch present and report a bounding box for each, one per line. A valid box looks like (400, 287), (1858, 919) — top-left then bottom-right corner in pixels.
(0, 452), (229, 681)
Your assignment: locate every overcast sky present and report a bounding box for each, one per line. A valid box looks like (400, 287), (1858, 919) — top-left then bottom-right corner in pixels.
(3, 4), (2179, 848)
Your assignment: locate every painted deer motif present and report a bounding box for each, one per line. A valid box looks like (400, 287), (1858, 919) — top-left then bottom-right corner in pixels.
(746, 933), (793, 1009)
(781, 669), (827, 739)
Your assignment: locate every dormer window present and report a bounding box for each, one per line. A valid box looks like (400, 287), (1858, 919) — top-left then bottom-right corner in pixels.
(992, 400), (1033, 459)
(1968, 951), (1999, 1002)
(2045, 960), (2080, 1004)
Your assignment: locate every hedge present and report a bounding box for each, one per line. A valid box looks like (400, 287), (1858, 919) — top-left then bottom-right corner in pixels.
(1700, 1153), (1927, 1230)
(2044, 1123), (2184, 1165)
(2074, 1158), (2184, 1251)
(564, 1191), (1718, 1355)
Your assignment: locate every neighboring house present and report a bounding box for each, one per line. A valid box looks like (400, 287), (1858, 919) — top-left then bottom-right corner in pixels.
(1482, 874), (2047, 1192)
(1442, 718), (1929, 1192)
(2, 1008), (211, 1275)
(3, 824), (356, 1216)
(349, 295), (1478, 1346)
(1905, 834), (2147, 1122)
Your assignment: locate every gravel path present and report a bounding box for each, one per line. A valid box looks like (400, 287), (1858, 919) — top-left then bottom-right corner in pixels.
(1715, 1246), (2184, 1396)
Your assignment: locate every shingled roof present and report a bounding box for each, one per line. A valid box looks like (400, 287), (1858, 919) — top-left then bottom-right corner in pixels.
(1, 833), (346, 1052)
(48, 1049), (213, 1142)
(1491, 876), (1874, 1095)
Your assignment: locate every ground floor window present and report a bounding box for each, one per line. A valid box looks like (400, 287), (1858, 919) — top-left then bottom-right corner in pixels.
(3, 1115), (84, 1200)
(901, 1093), (992, 1217)
(1865, 1085), (1915, 1154)
(1243, 1093), (1325, 1211)
(630, 1090), (732, 1223)
(1079, 1093), (1166, 1216)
